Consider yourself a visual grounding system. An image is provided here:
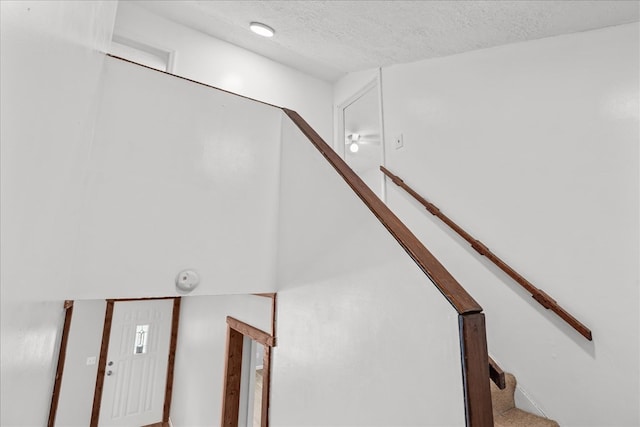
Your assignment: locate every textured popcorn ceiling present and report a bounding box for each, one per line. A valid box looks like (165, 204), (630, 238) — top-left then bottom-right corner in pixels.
(133, 0), (639, 82)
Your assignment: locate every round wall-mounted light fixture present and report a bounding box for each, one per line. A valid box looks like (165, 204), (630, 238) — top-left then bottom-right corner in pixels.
(250, 22), (275, 37)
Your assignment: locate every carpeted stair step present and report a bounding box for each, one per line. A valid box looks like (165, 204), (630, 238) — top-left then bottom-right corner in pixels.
(491, 373), (560, 427)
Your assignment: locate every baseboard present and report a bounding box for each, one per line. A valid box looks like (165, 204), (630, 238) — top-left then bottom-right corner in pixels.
(514, 385), (547, 418)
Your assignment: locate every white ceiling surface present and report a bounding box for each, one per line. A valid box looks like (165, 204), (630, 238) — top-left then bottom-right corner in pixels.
(133, 0), (639, 82)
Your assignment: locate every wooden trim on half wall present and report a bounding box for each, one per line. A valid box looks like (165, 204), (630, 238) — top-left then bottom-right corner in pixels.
(110, 296), (177, 302)
(271, 294), (277, 341)
(226, 316), (275, 347)
(47, 300), (74, 427)
(262, 293), (277, 427)
(253, 293), (276, 299)
(251, 293), (278, 337)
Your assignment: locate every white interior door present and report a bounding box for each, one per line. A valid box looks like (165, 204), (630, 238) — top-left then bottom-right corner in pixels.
(340, 80), (385, 199)
(99, 299), (173, 426)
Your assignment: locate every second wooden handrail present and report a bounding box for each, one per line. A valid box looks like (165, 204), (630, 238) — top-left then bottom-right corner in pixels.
(381, 166), (592, 341)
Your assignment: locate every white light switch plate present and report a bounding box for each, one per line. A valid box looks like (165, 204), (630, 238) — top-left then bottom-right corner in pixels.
(86, 356), (97, 366)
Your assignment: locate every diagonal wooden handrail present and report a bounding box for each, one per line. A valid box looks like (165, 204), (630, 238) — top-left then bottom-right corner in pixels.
(381, 166), (592, 341)
(284, 109), (493, 426)
(284, 109), (483, 316)
(104, 54), (493, 427)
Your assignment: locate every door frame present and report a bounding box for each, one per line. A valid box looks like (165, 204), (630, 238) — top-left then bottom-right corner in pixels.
(90, 297), (181, 427)
(334, 71), (387, 201)
(47, 300), (75, 427)
(221, 294), (277, 427)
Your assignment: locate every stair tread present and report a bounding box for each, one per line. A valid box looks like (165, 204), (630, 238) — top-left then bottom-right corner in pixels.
(491, 372), (560, 426)
(495, 408), (560, 427)
(490, 372), (517, 415)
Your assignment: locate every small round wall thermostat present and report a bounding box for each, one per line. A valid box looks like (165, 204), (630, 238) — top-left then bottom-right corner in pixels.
(175, 269), (200, 292)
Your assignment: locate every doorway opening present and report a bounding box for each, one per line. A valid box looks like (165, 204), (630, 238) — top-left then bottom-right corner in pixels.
(49, 297), (180, 427)
(91, 298), (180, 426)
(238, 338), (265, 426)
(336, 75), (386, 200)
(221, 316), (275, 427)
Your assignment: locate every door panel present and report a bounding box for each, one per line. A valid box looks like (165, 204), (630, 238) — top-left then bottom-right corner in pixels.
(99, 299), (173, 426)
(342, 83), (384, 198)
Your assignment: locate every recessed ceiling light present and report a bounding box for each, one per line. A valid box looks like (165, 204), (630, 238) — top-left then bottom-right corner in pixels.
(250, 22), (275, 38)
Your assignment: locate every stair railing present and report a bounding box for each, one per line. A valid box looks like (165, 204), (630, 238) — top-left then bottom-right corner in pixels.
(381, 166), (592, 341)
(488, 357), (506, 390)
(285, 109), (494, 426)
(104, 56), (496, 426)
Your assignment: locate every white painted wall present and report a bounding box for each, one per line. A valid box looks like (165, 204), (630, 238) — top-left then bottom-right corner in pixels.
(334, 68), (380, 112)
(4, 51), (283, 302)
(172, 294), (272, 426)
(270, 114), (467, 426)
(12, 1), (635, 425)
(0, 2), (117, 425)
(70, 56), (282, 300)
(113, 1), (333, 144)
(376, 23), (639, 426)
(55, 300), (107, 427)
(2, 2), (286, 422)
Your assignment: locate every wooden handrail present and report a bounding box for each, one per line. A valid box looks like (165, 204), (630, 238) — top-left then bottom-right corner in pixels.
(488, 357), (506, 390)
(104, 54), (482, 316)
(105, 55), (482, 312)
(284, 109), (493, 425)
(284, 109), (483, 315)
(100, 56), (493, 426)
(381, 166), (593, 341)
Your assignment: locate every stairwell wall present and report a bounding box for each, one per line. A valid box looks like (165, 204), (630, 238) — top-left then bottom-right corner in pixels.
(70, 56), (283, 300)
(2, 49), (286, 424)
(171, 294), (273, 426)
(113, 1), (333, 144)
(368, 22), (638, 426)
(1, 2), (290, 424)
(269, 113), (468, 426)
(0, 2), (117, 425)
